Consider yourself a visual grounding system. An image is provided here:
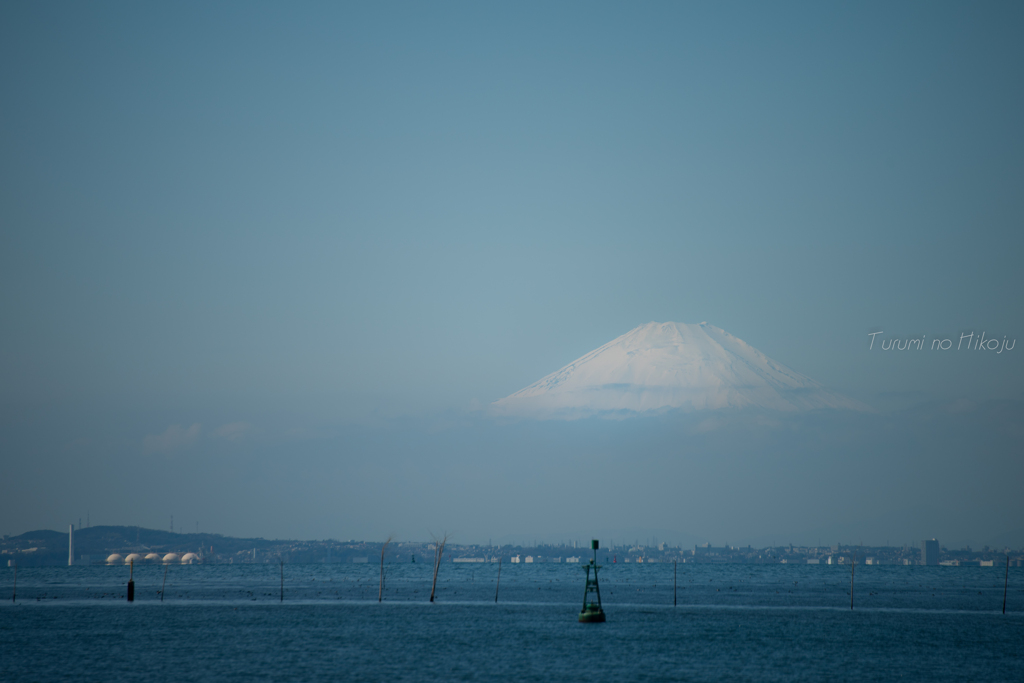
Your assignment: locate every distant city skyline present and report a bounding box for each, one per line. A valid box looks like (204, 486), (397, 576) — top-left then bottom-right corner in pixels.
(7, 523), (1022, 570)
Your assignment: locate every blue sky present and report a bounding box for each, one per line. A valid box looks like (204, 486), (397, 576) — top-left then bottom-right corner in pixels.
(2, 2), (1022, 543)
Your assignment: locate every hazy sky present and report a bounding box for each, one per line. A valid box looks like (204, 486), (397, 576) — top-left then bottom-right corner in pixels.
(2, 2), (1022, 545)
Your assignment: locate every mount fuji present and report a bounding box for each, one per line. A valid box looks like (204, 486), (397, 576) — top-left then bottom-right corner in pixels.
(491, 322), (867, 419)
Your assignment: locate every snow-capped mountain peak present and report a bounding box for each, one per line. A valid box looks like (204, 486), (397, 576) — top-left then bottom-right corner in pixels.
(491, 322), (864, 418)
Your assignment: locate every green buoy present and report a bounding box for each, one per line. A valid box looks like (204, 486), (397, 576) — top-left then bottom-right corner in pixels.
(578, 539), (606, 623)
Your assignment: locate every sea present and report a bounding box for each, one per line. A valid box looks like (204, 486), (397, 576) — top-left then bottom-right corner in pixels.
(2, 562), (1021, 682)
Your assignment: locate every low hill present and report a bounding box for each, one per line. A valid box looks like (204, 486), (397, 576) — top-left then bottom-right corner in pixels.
(3, 526), (307, 566)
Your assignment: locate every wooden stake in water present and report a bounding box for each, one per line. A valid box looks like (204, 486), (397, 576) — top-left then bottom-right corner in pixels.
(127, 559), (135, 602)
(11, 563), (15, 603)
(1004, 555), (1010, 615)
(161, 563), (168, 602)
(674, 561), (677, 607)
(280, 559), (284, 602)
(850, 551), (856, 610)
(495, 557), (502, 603)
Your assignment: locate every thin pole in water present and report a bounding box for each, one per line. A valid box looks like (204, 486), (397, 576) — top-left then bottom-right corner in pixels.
(379, 537), (392, 603)
(11, 563), (15, 603)
(495, 557), (502, 603)
(850, 550), (856, 610)
(127, 559), (135, 602)
(161, 563), (168, 602)
(674, 561), (677, 607)
(280, 559), (284, 603)
(1004, 555), (1010, 615)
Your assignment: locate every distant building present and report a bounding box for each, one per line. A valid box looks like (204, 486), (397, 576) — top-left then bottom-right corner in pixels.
(694, 544), (731, 556)
(921, 539), (939, 566)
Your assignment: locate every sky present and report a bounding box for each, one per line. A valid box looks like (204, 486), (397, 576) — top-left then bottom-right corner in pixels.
(2, 1), (1022, 547)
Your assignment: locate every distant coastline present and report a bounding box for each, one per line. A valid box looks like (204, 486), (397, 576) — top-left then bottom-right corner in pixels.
(3, 526), (1021, 568)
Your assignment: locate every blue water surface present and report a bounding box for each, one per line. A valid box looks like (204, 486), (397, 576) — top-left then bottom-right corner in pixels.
(2, 563), (1021, 681)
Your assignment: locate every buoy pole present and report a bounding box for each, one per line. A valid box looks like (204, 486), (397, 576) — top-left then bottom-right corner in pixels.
(280, 559), (284, 602)
(160, 563), (168, 602)
(495, 557), (502, 603)
(577, 540), (606, 622)
(1004, 555), (1010, 615)
(11, 563), (15, 603)
(674, 561), (677, 607)
(127, 559), (135, 602)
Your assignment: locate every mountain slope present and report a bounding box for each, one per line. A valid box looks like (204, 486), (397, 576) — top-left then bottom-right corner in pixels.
(491, 322), (865, 418)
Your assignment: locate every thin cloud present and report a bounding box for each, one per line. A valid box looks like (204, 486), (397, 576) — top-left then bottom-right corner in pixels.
(213, 422), (251, 441)
(143, 423), (201, 453)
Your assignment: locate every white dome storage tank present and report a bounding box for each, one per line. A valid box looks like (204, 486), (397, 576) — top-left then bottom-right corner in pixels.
(162, 553), (180, 563)
(124, 553), (143, 564)
(106, 554), (123, 564)
(144, 553), (161, 563)
(180, 553), (198, 564)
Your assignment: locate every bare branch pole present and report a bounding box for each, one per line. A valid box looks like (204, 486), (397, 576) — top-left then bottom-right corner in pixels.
(379, 536), (393, 603)
(429, 532), (448, 603)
